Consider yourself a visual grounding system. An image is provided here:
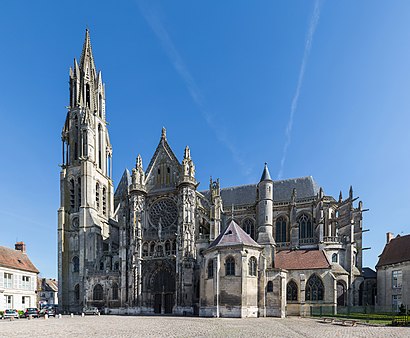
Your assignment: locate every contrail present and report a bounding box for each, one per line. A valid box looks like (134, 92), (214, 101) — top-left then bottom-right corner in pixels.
(277, 0), (323, 179)
(136, 1), (252, 177)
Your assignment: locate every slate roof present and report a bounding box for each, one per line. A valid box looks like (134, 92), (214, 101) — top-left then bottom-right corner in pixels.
(0, 246), (39, 273)
(260, 163), (272, 181)
(114, 169), (131, 199)
(362, 267), (377, 279)
(274, 250), (330, 270)
(201, 176), (320, 206)
(208, 220), (261, 249)
(376, 234), (410, 268)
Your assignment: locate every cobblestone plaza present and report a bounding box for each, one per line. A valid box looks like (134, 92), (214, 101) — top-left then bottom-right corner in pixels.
(0, 316), (408, 338)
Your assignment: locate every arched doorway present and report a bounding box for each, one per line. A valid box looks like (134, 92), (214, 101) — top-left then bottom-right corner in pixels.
(151, 268), (175, 314)
(337, 281), (347, 306)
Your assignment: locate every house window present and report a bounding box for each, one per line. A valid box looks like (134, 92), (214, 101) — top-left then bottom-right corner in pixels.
(22, 276), (30, 290)
(392, 294), (402, 312)
(267, 281), (273, 292)
(112, 283), (119, 300)
(93, 284), (103, 301)
(305, 274), (324, 301)
(73, 256), (80, 272)
(286, 280), (298, 301)
(332, 253), (338, 263)
(226, 257), (235, 276)
(392, 270), (402, 288)
(207, 259), (214, 279)
(5, 295), (13, 309)
(248, 256), (257, 276)
(4, 273), (13, 288)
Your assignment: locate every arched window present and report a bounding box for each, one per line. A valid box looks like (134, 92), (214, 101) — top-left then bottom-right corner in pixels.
(305, 274), (324, 301)
(74, 284), (80, 301)
(98, 124), (102, 170)
(86, 84), (91, 108)
(70, 179), (75, 211)
(73, 115), (78, 160)
(99, 260), (104, 271)
(96, 183), (100, 210)
(337, 281), (346, 306)
(286, 280), (298, 301)
(226, 257), (235, 276)
(275, 216), (287, 243)
(77, 177), (81, 211)
(142, 243), (148, 257)
(165, 241), (171, 255)
(298, 214), (313, 239)
(72, 256), (79, 272)
(114, 262), (119, 271)
(207, 259), (214, 279)
(112, 283), (119, 300)
(150, 242), (155, 256)
(267, 281), (273, 292)
(242, 218), (256, 240)
(98, 93), (103, 118)
(102, 187), (107, 216)
(93, 284), (103, 301)
(332, 253), (338, 263)
(248, 256), (257, 276)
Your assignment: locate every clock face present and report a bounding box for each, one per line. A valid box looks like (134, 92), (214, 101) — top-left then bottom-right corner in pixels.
(149, 198), (178, 228)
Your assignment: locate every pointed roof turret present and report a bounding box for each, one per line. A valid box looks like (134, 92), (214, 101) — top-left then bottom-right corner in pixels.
(260, 162), (272, 182)
(79, 29), (96, 73)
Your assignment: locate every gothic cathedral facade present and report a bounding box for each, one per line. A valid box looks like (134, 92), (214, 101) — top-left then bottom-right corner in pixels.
(58, 31), (366, 317)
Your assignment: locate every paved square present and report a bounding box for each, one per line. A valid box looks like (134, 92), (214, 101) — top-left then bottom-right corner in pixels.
(0, 316), (408, 337)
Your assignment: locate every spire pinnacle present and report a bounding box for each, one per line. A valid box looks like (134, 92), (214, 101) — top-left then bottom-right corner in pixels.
(260, 162), (272, 182)
(184, 146), (191, 159)
(79, 29), (96, 73)
(161, 127), (167, 140)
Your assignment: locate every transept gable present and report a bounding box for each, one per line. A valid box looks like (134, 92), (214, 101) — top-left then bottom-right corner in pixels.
(145, 128), (182, 190)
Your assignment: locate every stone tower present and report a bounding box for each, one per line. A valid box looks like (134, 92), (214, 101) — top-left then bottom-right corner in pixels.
(257, 163), (275, 267)
(58, 29), (114, 312)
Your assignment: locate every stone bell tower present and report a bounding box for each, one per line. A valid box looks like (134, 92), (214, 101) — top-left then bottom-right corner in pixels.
(58, 29), (114, 312)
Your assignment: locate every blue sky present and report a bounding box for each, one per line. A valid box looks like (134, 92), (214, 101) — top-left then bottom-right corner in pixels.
(0, 0), (409, 278)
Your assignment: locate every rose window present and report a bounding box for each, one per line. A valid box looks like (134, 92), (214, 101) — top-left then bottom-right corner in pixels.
(149, 198), (178, 228)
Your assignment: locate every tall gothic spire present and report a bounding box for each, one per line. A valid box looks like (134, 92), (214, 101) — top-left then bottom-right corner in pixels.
(79, 29), (96, 75)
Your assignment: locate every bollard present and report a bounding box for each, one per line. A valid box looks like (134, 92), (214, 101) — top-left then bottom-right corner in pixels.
(82, 313), (85, 317)
(98, 312), (100, 316)
(44, 314), (48, 320)
(58, 314), (62, 319)
(70, 313), (74, 318)
(29, 314), (33, 320)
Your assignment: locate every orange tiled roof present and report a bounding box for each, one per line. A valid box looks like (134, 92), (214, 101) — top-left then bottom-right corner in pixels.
(0, 246), (39, 273)
(274, 250), (330, 270)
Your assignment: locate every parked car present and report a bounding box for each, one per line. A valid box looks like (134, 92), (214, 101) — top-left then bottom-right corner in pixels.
(2, 309), (19, 319)
(82, 307), (100, 315)
(39, 306), (55, 317)
(23, 308), (39, 318)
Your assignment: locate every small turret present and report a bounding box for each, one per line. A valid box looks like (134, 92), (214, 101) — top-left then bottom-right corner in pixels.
(181, 145), (196, 185)
(257, 163), (274, 245)
(130, 154), (146, 193)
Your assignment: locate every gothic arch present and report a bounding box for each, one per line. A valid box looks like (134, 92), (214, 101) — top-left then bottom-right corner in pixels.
(225, 256), (235, 276)
(275, 215), (289, 243)
(305, 274), (324, 301)
(93, 284), (103, 301)
(286, 280), (298, 301)
(242, 217), (256, 240)
(297, 213), (313, 239)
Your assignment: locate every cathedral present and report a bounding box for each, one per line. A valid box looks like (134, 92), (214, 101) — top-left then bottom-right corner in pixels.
(58, 30), (366, 317)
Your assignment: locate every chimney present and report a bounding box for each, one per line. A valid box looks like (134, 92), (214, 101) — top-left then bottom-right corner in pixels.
(15, 241), (26, 253)
(386, 232), (394, 244)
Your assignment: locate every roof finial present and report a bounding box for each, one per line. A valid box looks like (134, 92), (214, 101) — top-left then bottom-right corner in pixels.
(231, 204), (234, 221)
(161, 127), (167, 140)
